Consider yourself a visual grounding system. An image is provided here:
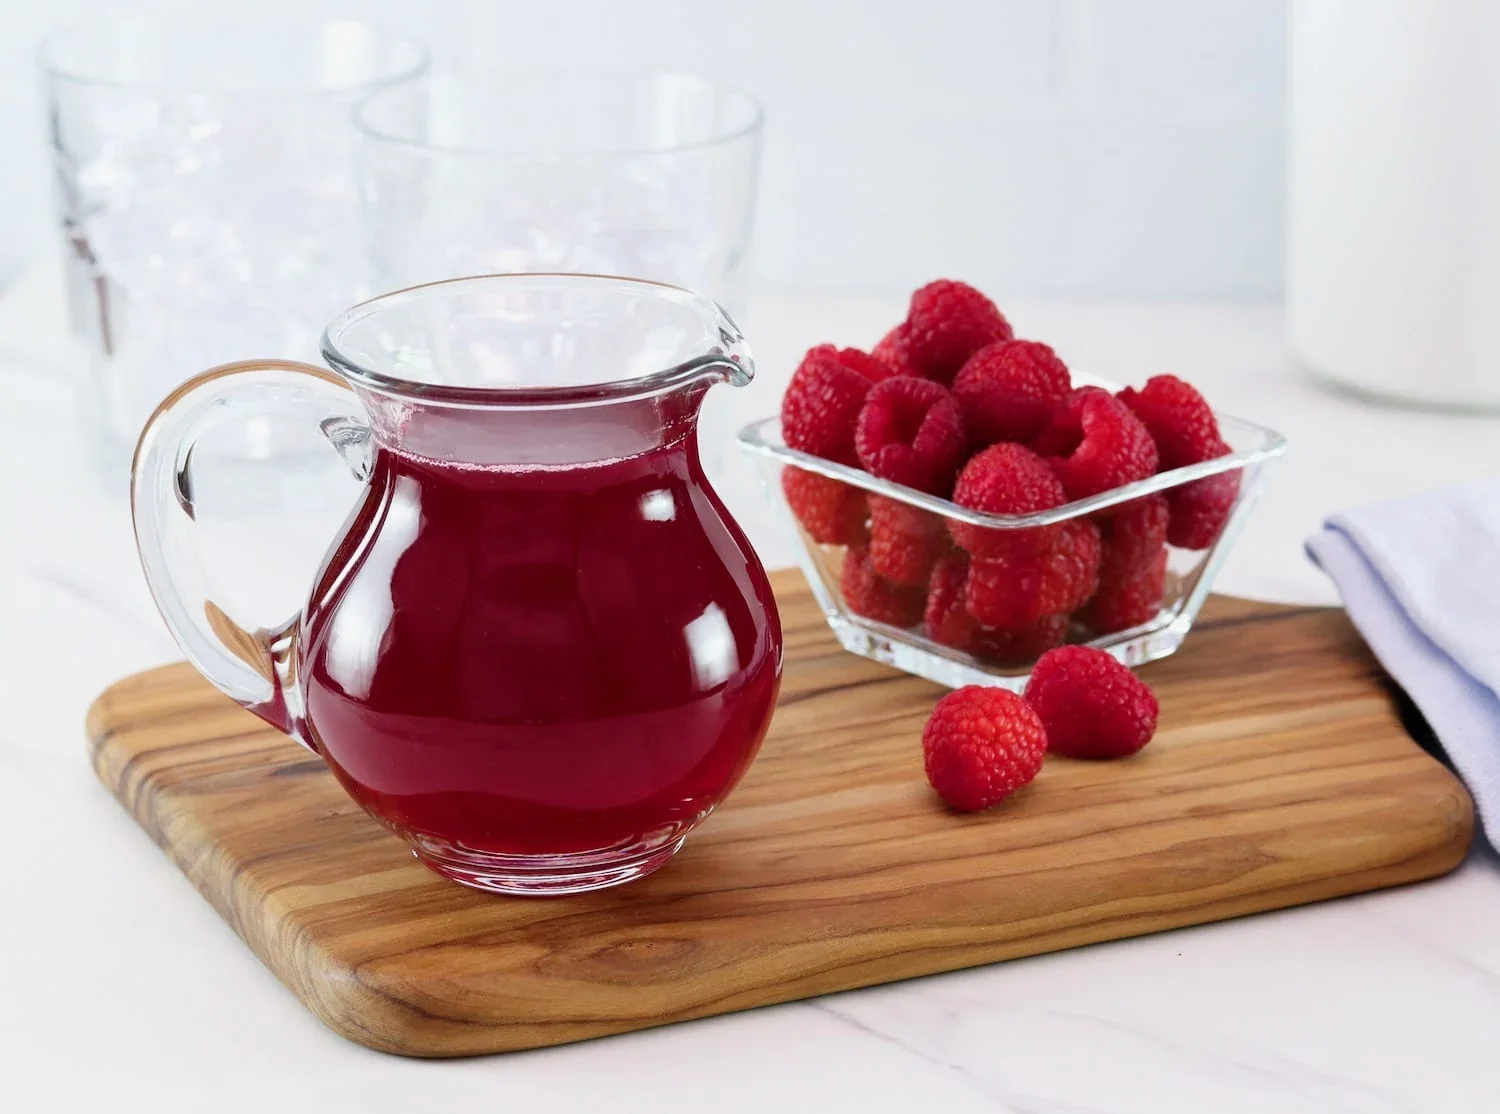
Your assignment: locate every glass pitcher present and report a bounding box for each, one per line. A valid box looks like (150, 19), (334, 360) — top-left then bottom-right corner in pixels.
(131, 274), (783, 895)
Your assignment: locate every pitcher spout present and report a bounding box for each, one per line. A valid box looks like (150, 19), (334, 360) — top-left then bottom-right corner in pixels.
(685, 302), (754, 390)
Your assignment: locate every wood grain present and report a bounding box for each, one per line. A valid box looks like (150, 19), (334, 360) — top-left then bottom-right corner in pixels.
(87, 570), (1474, 1058)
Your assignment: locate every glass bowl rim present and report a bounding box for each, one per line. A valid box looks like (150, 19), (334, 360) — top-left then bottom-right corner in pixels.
(736, 376), (1287, 528)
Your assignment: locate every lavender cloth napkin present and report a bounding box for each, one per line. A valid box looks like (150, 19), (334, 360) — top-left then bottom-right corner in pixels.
(1306, 480), (1500, 851)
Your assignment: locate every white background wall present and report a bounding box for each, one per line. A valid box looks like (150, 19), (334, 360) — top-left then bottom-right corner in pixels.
(0, 0), (1286, 298)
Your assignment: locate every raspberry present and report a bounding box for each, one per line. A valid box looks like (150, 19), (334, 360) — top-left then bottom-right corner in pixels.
(869, 495), (948, 585)
(902, 280), (1014, 385)
(924, 553), (982, 652)
(854, 376), (967, 494)
(922, 686), (1047, 811)
(1115, 374), (1238, 548)
(975, 613), (1069, 666)
(1096, 494), (1169, 573)
(871, 325), (916, 377)
(1077, 547), (1168, 634)
(781, 466), (868, 546)
(1167, 470), (1240, 550)
(780, 344), (888, 465)
(1023, 646), (1159, 760)
(832, 346), (894, 386)
(840, 545), (925, 627)
(1035, 387), (1158, 500)
(952, 339), (1071, 445)
(923, 555), (1069, 665)
(1052, 520), (1102, 609)
(949, 442), (1067, 559)
(1117, 374), (1226, 470)
(965, 519), (1100, 630)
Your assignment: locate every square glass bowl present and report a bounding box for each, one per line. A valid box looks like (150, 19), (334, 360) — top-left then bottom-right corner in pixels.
(737, 378), (1287, 690)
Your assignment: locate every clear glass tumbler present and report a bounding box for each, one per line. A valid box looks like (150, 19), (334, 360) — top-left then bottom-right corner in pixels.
(354, 74), (765, 318)
(42, 17), (428, 480)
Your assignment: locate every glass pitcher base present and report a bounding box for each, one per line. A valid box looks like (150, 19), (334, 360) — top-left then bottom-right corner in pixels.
(409, 829), (691, 896)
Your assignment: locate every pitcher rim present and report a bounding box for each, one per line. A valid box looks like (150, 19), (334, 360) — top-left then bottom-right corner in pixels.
(320, 272), (752, 407)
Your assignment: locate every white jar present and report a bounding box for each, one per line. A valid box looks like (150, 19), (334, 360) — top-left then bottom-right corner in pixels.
(1287, 0), (1500, 408)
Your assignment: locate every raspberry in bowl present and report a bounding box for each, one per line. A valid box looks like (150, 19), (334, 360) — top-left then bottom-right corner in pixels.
(737, 281), (1287, 691)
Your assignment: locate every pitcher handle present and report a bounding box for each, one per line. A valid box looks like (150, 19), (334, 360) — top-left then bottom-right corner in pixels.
(130, 359), (372, 750)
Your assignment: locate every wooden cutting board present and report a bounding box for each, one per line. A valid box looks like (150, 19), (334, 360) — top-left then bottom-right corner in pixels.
(88, 570), (1473, 1058)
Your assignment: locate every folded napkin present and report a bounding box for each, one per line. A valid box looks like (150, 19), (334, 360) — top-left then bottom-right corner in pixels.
(1307, 479), (1500, 851)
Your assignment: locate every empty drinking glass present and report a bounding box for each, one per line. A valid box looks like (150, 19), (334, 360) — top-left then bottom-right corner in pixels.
(42, 17), (427, 479)
(354, 74), (765, 318)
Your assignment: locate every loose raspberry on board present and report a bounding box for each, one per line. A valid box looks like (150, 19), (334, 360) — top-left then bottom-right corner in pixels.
(922, 686), (1048, 811)
(1024, 646), (1159, 760)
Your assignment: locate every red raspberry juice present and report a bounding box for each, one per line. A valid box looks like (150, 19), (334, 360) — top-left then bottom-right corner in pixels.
(299, 432), (782, 858)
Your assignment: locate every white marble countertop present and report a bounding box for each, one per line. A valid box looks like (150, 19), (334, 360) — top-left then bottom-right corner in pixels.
(3, 269), (1500, 1113)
